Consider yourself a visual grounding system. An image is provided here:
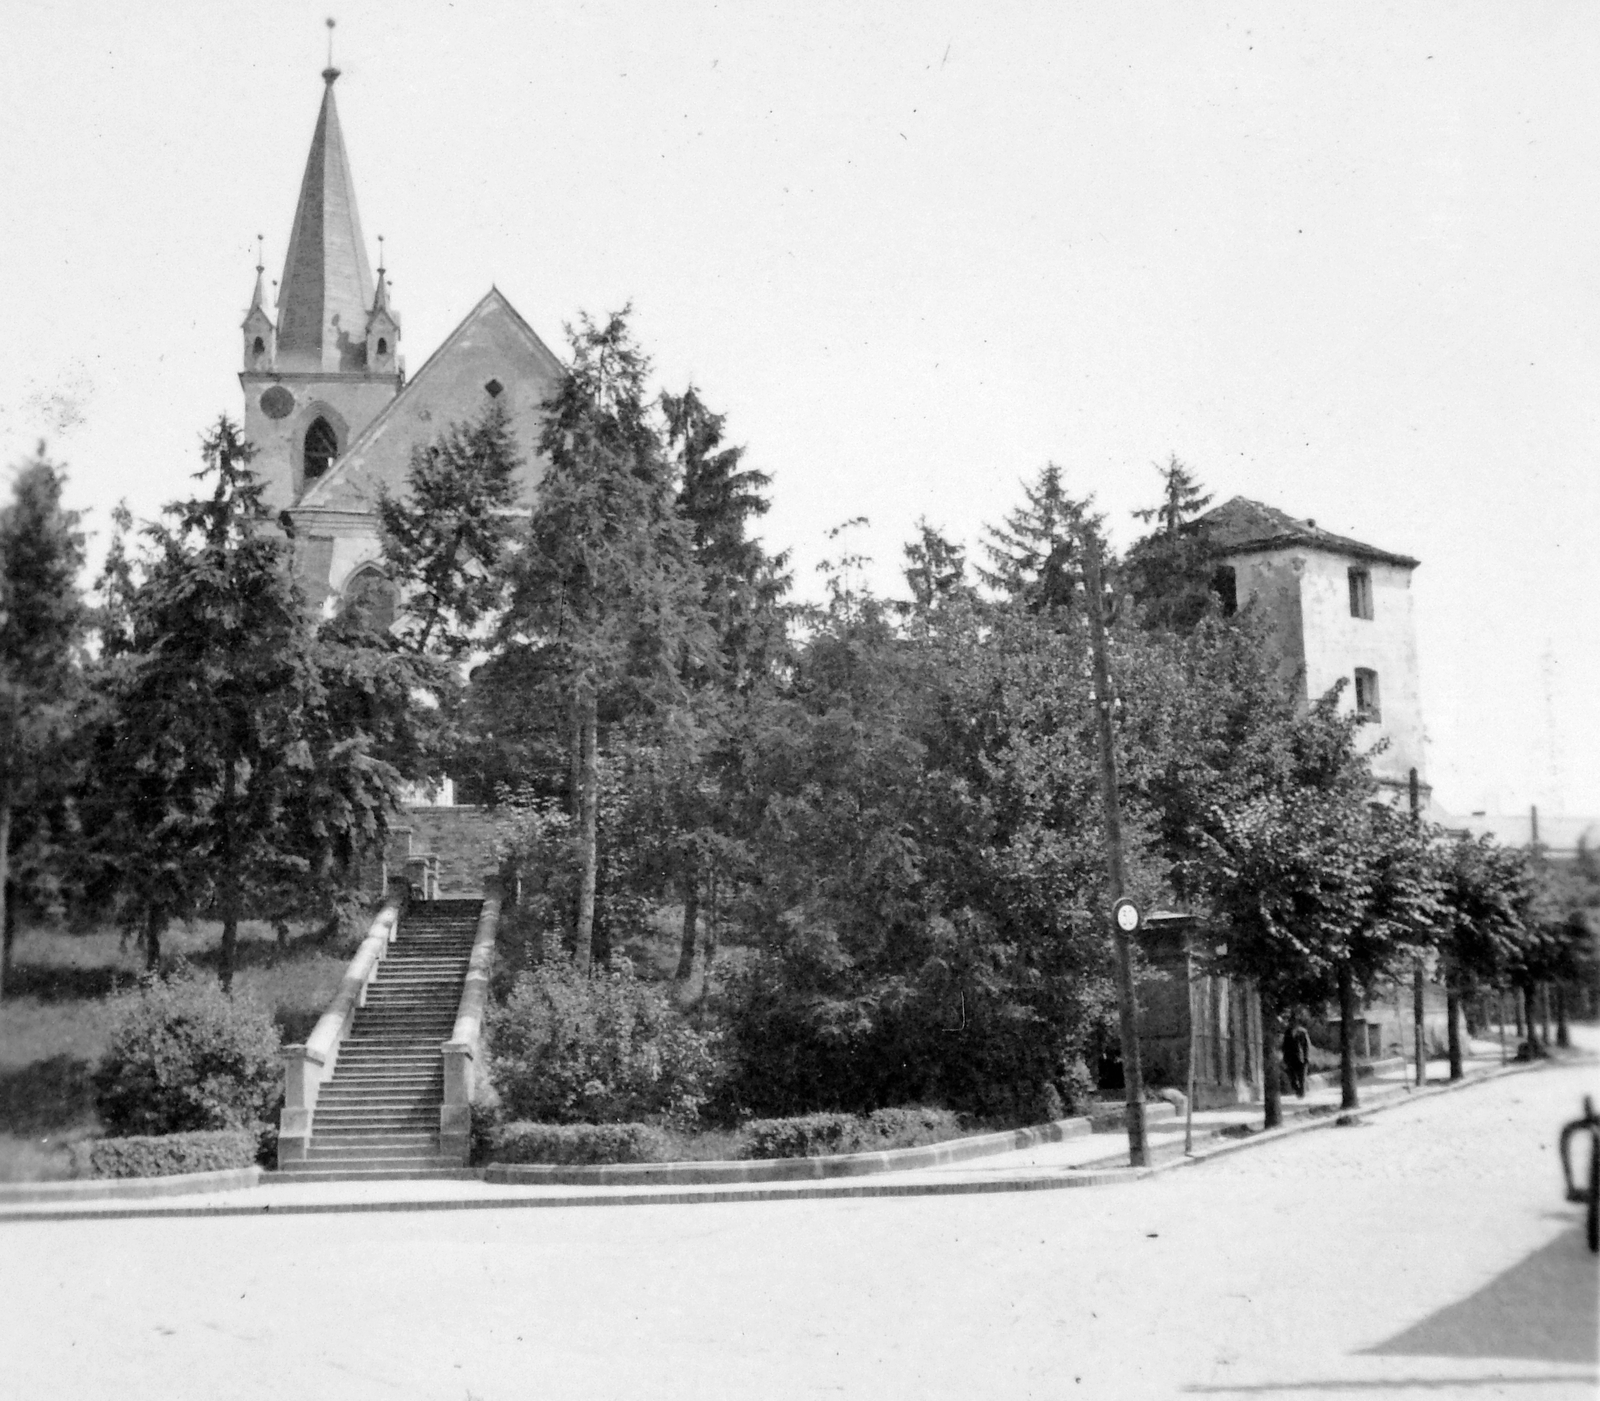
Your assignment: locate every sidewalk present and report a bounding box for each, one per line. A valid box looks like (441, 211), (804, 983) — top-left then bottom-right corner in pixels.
(0, 1041), (1551, 1223)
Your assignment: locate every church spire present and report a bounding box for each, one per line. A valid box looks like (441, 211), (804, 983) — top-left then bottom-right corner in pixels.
(275, 58), (375, 371)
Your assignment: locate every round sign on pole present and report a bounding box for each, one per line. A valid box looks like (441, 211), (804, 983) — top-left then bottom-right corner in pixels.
(1112, 897), (1141, 934)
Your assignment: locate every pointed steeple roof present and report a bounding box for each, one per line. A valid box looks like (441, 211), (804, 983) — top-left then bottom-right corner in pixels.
(276, 67), (374, 371)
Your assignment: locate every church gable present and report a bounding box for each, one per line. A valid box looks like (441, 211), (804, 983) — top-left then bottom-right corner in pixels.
(297, 288), (565, 514)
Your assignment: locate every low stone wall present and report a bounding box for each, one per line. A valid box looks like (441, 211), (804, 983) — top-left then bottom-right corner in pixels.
(383, 806), (508, 897)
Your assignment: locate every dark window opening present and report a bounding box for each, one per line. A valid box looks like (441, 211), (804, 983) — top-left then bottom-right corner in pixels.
(303, 417), (338, 481)
(1354, 667), (1381, 721)
(341, 569), (396, 633)
(484, 378), (504, 398)
(252, 336), (265, 356)
(377, 337), (388, 356)
(1211, 565), (1238, 617)
(1348, 567), (1373, 620)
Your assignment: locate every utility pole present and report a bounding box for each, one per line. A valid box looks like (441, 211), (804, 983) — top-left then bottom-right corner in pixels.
(1080, 527), (1148, 1168)
(1410, 768), (1425, 1087)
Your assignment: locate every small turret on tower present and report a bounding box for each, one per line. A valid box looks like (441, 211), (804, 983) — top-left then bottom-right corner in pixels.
(242, 237), (276, 370)
(365, 235), (400, 374)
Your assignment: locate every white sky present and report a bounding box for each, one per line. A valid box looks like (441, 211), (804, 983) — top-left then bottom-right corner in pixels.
(0, 1), (1595, 819)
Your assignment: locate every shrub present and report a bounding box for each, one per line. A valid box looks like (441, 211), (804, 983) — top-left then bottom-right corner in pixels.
(486, 953), (722, 1126)
(863, 1106), (964, 1147)
(70, 1129), (258, 1179)
(487, 1121), (669, 1166)
(738, 1107), (964, 1160)
(93, 963), (282, 1136)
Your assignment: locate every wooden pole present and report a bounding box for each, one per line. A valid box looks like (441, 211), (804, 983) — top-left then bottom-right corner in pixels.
(1184, 928), (1197, 1155)
(1081, 529), (1148, 1168)
(1410, 769), (1425, 1087)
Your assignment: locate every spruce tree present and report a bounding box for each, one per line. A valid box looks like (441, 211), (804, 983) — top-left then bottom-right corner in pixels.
(0, 447), (87, 997)
(977, 464), (1098, 617)
(91, 419), (409, 987)
(1124, 455), (1220, 632)
(378, 398), (524, 659)
(500, 311), (710, 971)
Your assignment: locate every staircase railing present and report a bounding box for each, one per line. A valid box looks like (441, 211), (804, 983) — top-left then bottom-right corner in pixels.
(440, 891), (501, 1160)
(277, 899), (401, 1165)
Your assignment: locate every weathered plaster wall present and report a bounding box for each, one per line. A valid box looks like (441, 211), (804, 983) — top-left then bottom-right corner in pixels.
(1228, 546), (1427, 797)
(240, 371), (400, 510)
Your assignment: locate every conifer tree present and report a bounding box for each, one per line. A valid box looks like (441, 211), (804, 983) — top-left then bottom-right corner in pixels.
(661, 385), (788, 979)
(378, 398), (524, 659)
(91, 420), (408, 987)
(977, 464), (1098, 617)
(500, 311), (710, 971)
(1124, 455), (1220, 632)
(0, 447), (87, 997)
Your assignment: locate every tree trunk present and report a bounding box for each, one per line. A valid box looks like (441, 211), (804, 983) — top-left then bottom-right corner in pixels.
(1513, 991), (1524, 1037)
(144, 906), (163, 972)
(675, 861), (699, 982)
(1337, 962), (1360, 1110)
(1523, 984), (1539, 1053)
(1556, 985), (1570, 1049)
(1540, 984), (1552, 1048)
(573, 684), (598, 975)
(218, 758), (239, 993)
(1446, 983), (1463, 1081)
(700, 871), (719, 1006)
(1412, 960), (1426, 1086)
(1262, 997), (1283, 1130)
(0, 802), (10, 1002)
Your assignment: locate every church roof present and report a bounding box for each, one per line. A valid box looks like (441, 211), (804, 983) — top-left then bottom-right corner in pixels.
(275, 69), (374, 372)
(1195, 496), (1419, 568)
(296, 287), (566, 513)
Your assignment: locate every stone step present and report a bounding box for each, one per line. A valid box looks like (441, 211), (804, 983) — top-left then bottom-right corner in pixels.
(274, 1166), (477, 1182)
(302, 1135), (441, 1154)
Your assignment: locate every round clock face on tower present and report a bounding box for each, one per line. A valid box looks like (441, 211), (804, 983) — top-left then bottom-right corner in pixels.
(259, 385), (295, 420)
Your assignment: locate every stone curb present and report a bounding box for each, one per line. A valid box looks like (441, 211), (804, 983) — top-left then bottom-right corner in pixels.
(0, 1164), (263, 1205)
(0, 1053), (1571, 1224)
(484, 1115), (1100, 1187)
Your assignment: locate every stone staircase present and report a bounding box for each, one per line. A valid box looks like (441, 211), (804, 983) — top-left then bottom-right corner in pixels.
(277, 899), (483, 1182)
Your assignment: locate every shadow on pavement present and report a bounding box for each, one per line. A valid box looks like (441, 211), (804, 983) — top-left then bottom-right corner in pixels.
(1363, 1230), (1598, 1366)
(1182, 1375), (1597, 1393)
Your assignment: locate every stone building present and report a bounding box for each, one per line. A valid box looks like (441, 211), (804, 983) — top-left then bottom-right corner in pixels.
(1196, 496), (1431, 814)
(240, 64), (563, 618)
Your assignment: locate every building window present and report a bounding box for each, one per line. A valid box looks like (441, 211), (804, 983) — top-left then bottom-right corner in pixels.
(377, 337), (388, 356)
(1211, 565), (1238, 617)
(342, 568), (396, 632)
(1348, 567), (1373, 620)
(252, 336), (265, 357)
(303, 417), (338, 481)
(1354, 668), (1381, 721)
(484, 378), (504, 398)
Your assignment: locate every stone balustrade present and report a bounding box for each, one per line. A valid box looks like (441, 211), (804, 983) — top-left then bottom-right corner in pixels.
(439, 891), (501, 1160)
(277, 901), (400, 1163)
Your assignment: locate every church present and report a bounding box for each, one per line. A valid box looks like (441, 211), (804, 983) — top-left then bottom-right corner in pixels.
(240, 61), (563, 619)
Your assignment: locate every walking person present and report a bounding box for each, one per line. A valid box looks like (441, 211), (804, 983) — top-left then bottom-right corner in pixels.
(1282, 1015), (1312, 1098)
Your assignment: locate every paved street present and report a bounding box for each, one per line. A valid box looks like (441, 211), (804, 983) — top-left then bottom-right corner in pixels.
(3, 1048), (1596, 1400)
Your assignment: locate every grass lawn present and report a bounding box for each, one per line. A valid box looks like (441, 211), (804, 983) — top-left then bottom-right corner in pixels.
(0, 919), (348, 1181)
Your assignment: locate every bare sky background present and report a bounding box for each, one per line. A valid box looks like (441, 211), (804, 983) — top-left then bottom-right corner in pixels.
(0, 1), (1594, 819)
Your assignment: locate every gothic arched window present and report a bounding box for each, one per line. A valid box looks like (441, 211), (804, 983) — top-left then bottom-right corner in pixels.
(304, 417), (338, 481)
(341, 568), (396, 633)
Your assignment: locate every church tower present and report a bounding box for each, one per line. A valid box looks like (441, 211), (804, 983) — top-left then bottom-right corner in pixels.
(240, 62), (402, 510)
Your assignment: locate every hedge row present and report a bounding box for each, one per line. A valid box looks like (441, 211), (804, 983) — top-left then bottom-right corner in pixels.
(738, 1107), (963, 1160)
(70, 1129), (259, 1180)
(486, 1121), (669, 1166)
(482, 1107), (969, 1166)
